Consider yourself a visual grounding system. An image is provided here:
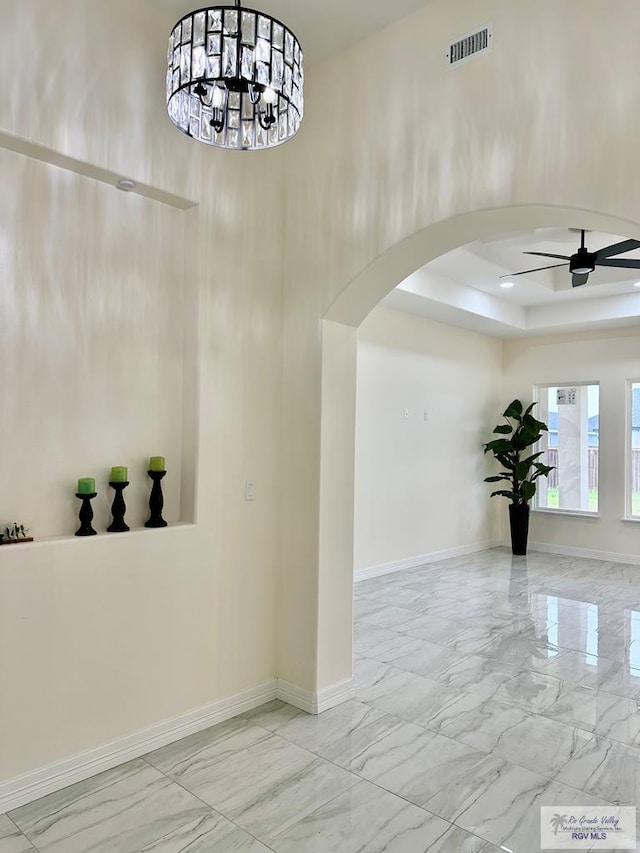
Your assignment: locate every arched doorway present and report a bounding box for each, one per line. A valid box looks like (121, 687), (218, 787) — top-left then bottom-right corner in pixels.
(316, 203), (640, 701)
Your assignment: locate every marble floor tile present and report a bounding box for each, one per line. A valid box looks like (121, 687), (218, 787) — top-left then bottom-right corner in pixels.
(425, 653), (522, 698)
(593, 659), (640, 700)
(396, 612), (472, 645)
(432, 694), (530, 753)
(241, 699), (302, 731)
(145, 717), (270, 779)
(272, 699), (392, 753)
(370, 636), (433, 664)
(425, 759), (609, 853)
(0, 816), (35, 853)
(542, 683), (604, 731)
(356, 601), (424, 631)
(400, 616), (501, 656)
(8, 548), (640, 853)
(359, 585), (435, 611)
(494, 669), (566, 712)
(478, 634), (560, 666)
(9, 758), (266, 853)
(319, 713), (405, 768)
(528, 647), (618, 687)
(354, 658), (421, 705)
(361, 669), (470, 727)
(492, 713), (596, 777)
(129, 810), (273, 852)
(589, 690), (640, 748)
(355, 623), (423, 661)
(151, 726), (358, 842)
(354, 578), (394, 598)
(390, 638), (467, 680)
(353, 595), (388, 621)
(556, 735), (640, 805)
(489, 779), (610, 853)
(270, 780), (488, 853)
(334, 720), (487, 808)
(422, 753), (549, 844)
(554, 625), (638, 663)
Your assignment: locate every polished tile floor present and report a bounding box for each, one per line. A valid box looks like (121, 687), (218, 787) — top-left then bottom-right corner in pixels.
(3, 548), (640, 852)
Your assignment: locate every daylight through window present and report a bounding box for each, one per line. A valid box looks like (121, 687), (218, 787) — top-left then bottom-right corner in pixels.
(535, 384), (599, 514)
(628, 381), (640, 518)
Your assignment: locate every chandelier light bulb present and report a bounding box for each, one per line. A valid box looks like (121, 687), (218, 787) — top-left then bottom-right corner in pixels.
(211, 85), (224, 108)
(166, 2), (304, 150)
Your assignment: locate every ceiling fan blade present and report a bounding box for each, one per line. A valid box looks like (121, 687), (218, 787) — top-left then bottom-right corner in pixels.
(572, 273), (589, 287)
(595, 239), (640, 260)
(500, 263), (569, 278)
(524, 251), (571, 261)
(595, 258), (640, 269)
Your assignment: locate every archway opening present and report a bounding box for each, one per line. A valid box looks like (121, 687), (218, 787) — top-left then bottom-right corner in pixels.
(316, 203), (640, 698)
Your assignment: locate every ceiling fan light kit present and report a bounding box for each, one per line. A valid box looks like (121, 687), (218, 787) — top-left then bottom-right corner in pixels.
(502, 230), (640, 288)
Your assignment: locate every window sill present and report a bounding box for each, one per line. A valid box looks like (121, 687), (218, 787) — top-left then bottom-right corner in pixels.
(532, 507), (600, 519)
(621, 516), (640, 524)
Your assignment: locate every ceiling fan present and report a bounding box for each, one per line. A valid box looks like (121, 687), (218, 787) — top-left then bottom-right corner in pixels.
(501, 230), (640, 287)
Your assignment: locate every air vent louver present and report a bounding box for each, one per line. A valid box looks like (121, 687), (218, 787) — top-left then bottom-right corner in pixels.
(447, 24), (492, 68)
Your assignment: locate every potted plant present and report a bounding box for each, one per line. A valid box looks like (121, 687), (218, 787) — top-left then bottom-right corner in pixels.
(483, 399), (554, 555)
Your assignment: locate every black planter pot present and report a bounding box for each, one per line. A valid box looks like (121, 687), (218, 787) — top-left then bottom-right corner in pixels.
(509, 503), (530, 555)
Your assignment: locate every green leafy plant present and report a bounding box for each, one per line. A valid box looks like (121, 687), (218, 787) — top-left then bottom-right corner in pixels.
(483, 399), (554, 505)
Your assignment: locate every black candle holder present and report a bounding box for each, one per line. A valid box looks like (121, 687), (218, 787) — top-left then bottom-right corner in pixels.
(145, 470), (168, 528)
(107, 482), (130, 533)
(75, 492), (98, 537)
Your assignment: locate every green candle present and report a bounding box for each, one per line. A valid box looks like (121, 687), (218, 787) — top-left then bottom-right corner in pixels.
(149, 456), (166, 472)
(77, 478), (95, 495)
(110, 466), (128, 483)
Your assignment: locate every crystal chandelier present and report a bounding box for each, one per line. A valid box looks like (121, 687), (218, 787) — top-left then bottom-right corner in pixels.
(166, 3), (304, 150)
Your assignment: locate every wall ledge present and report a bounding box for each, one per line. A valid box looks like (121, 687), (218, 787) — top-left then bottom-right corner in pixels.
(354, 540), (500, 583)
(0, 523), (197, 556)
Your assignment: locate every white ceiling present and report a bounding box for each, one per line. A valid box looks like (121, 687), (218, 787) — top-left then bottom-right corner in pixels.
(157, 0), (430, 65)
(155, 4), (640, 339)
(385, 228), (640, 338)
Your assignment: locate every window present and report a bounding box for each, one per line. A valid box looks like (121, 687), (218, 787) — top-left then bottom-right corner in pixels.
(628, 381), (640, 518)
(535, 383), (599, 513)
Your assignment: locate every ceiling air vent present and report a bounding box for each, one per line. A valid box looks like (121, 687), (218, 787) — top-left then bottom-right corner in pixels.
(447, 24), (493, 69)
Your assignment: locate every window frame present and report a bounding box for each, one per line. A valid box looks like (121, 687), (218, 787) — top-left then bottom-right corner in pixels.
(625, 379), (640, 521)
(532, 381), (600, 517)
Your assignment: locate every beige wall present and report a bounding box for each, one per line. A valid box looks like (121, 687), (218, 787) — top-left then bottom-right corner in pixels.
(0, 150), (186, 537)
(354, 307), (503, 572)
(0, 0), (283, 781)
(4, 0), (640, 789)
(503, 326), (640, 556)
(282, 0), (640, 693)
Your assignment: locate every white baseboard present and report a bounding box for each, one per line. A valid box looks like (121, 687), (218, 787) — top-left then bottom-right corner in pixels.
(529, 541), (640, 566)
(276, 679), (314, 713)
(0, 675), (356, 814)
(0, 680), (277, 814)
(314, 678), (356, 713)
(355, 540), (499, 583)
(276, 677), (355, 714)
